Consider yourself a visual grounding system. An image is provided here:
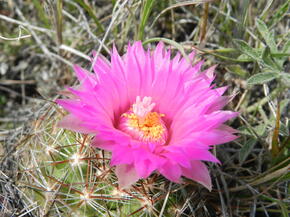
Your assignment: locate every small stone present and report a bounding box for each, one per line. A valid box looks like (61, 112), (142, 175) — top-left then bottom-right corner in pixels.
(0, 63), (8, 75)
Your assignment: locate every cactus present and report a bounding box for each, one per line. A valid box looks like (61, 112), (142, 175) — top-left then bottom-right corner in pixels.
(17, 104), (213, 217)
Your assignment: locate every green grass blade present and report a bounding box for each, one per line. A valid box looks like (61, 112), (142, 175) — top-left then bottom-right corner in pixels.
(259, 194), (289, 217)
(150, 0), (213, 28)
(142, 37), (190, 62)
(269, 0), (290, 28)
(260, 0), (274, 20)
(239, 138), (257, 164)
(74, 0), (104, 33)
(137, 0), (155, 40)
(282, 39), (290, 53)
(32, 0), (50, 27)
(56, 0), (63, 45)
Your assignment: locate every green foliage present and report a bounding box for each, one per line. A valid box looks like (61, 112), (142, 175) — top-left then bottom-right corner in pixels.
(234, 39), (261, 61)
(226, 65), (249, 78)
(256, 19), (277, 52)
(247, 72), (280, 85)
(233, 17), (289, 87)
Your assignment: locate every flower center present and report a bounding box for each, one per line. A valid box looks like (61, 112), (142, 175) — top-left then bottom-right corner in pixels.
(119, 96), (168, 145)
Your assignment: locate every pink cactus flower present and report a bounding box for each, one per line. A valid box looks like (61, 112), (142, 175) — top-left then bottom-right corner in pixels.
(56, 41), (238, 190)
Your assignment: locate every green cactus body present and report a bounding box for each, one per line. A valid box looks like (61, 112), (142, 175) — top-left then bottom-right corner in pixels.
(18, 106), (208, 217)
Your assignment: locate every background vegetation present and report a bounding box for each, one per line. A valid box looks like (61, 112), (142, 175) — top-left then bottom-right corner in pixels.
(0, 0), (289, 216)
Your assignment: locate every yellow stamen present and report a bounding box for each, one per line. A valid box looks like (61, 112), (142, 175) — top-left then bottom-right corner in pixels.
(123, 112), (166, 143)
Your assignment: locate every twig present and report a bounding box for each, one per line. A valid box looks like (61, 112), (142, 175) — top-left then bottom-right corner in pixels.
(0, 86), (39, 101)
(18, 204), (39, 217)
(64, 0), (110, 54)
(0, 34), (30, 41)
(199, 2), (209, 42)
(90, 0), (129, 72)
(235, 89), (248, 111)
(0, 80), (35, 85)
(245, 87), (282, 113)
(14, 7), (73, 67)
(21, 70), (25, 105)
(56, 0), (63, 46)
(215, 177), (228, 217)
(59, 45), (90, 61)
(0, 14), (53, 33)
(15, 7), (51, 57)
(159, 182), (172, 217)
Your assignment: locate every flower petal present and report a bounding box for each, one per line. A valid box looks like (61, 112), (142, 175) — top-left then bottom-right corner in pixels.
(56, 41), (239, 188)
(159, 161), (182, 183)
(110, 147), (134, 165)
(116, 164), (140, 189)
(57, 114), (96, 134)
(133, 149), (160, 178)
(181, 161), (212, 191)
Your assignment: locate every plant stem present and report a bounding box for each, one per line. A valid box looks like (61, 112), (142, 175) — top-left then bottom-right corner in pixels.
(199, 2), (209, 42)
